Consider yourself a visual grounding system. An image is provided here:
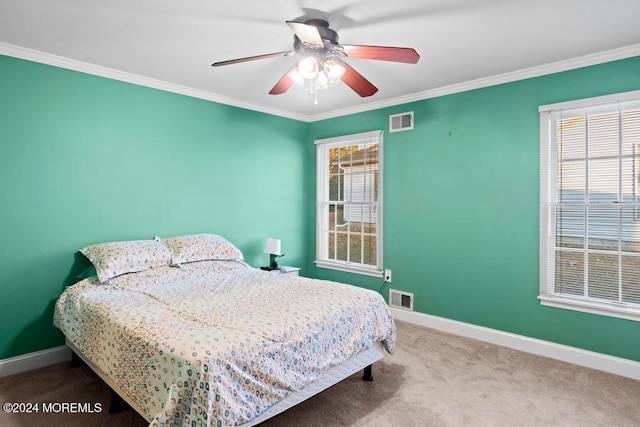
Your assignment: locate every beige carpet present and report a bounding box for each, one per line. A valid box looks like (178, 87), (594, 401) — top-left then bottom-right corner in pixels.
(1, 320), (638, 426)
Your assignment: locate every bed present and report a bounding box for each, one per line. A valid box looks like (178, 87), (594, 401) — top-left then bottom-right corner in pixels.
(53, 234), (396, 426)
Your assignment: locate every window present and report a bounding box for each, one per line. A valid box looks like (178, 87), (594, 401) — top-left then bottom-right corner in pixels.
(315, 130), (383, 277)
(540, 90), (640, 321)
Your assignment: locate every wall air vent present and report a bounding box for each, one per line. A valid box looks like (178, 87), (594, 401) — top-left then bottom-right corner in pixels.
(389, 111), (414, 133)
(389, 289), (414, 311)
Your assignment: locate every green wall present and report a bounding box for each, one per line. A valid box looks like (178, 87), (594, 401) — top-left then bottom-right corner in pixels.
(0, 55), (309, 359)
(307, 56), (640, 362)
(2, 52), (640, 364)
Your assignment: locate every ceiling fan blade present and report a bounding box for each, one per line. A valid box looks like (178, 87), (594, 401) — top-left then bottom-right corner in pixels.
(212, 51), (291, 67)
(342, 45), (420, 64)
(333, 58), (378, 97)
(286, 21), (324, 47)
(269, 64), (298, 95)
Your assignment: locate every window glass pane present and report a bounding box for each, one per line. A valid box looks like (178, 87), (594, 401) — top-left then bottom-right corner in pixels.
(346, 171), (367, 203)
(587, 253), (618, 301)
(347, 205), (363, 232)
(329, 146), (340, 175)
(344, 168), (354, 202)
(621, 148), (637, 202)
(622, 255), (640, 304)
(342, 171), (360, 202)
(555, 250), (584, 296)
(329, 172), (343, 202)
(556, 206), (584, 249)
(587, 206), (619, 251)
(342, 204), (357, 225)
(335, 233), (348, 262)
(363, 235), (377, 266)
(350, 234), (363, 264)
(374, 170), (380, 201)
(558, 160), (585, 202)
(588, 158), (618, 202)
(622, 109), (640, 202)
(328, 232), (336, 260)
(558, 115), (586, 202)
(328, 204), (342, 231)
(621, 207), (640, 253)
(558, 116), (586, 162)
(346, 203), (369, 226)
(588, 112), (619, 158)
(364, 206), (377, 234)
(587, 112), (619, 203)
(622, 109), (640, 140)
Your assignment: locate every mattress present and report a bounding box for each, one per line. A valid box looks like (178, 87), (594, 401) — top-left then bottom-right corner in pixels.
(54, 260), (396, 426)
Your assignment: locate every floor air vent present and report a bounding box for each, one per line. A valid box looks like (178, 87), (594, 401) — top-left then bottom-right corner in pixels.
(389, 111), (414, 132)
(389, 289), (414, 311)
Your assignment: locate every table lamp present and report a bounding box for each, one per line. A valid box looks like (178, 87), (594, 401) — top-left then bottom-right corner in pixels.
(264, 238), (285, 270)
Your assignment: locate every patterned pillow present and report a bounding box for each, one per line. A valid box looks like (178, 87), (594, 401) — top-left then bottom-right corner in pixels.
(80, 239), (172, 283)
(162, 233), (244, 265)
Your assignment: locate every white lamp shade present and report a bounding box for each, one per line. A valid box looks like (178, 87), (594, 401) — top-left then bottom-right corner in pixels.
(265, 238), (282, 255)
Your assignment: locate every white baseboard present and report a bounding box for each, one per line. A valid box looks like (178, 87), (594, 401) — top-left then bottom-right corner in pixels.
(390, 307), (640, 381)
(0, 345), (71, 378)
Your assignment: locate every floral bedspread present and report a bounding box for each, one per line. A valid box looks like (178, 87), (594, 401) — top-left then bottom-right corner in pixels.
(53, 261), (396, 426)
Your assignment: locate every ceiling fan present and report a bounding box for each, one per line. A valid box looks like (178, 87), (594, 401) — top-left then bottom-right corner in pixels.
(212, 19), (419, 100)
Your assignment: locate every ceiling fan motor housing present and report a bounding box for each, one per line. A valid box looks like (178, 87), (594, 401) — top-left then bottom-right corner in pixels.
(293, 19), (340, 57)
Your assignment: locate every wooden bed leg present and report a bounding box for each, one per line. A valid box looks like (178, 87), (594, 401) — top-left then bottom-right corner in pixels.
(363, 364), (373, 381)
(70, 351), (83, 368)
(109, 388), (128, 414)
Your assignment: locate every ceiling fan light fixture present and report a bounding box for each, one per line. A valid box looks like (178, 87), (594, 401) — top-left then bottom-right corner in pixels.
(316, 70), (330, 89)
(297, 56), (319, 79)
(323, 59), (345, 83)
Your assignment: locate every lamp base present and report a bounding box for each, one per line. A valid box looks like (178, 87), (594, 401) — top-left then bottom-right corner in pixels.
(269, 253), (284, 270)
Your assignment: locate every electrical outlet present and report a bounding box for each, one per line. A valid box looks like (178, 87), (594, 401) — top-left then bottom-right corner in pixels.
(384, 269), (392, 283)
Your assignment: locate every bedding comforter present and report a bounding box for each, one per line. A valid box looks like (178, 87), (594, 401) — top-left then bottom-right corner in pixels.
(54, 260), (396, 426)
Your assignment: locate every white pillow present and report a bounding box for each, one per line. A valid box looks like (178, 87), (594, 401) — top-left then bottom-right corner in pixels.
(80, 239), (172, 283)
(162, 233), (243, 265)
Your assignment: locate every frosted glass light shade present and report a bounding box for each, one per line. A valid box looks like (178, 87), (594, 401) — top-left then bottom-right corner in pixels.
(316, 70), (329, 89)
(265, 238), (282, 256)
(324, 59), (345, 82)
(297, 57), (319, 79)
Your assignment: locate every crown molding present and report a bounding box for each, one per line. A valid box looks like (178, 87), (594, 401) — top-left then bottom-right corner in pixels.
(2, 42), (639, 123)
(0, 42), (308, 122)
(307, 43), (640, 122)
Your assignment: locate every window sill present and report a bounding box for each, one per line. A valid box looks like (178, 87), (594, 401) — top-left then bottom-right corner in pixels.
(314, 260), (383, 278)
(539, 295), (640, 322)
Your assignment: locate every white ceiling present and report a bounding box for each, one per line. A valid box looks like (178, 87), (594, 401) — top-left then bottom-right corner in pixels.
(1, 0), (639, 121)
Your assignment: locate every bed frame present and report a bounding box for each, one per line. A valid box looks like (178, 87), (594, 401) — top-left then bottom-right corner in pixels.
(67, 338), (383, 425)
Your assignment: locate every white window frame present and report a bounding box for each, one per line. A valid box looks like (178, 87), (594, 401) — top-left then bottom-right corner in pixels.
(315, 130), (383, 277)
(539, 89), (640, 322)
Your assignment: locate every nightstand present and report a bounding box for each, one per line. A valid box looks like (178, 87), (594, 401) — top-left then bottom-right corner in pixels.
(272, 266), (300, 276)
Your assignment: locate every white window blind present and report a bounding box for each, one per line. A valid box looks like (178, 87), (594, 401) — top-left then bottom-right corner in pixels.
(315, 130), (383, 277)
(540, 90), (640, 321)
